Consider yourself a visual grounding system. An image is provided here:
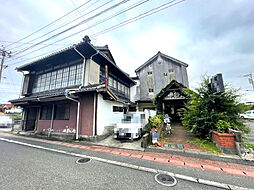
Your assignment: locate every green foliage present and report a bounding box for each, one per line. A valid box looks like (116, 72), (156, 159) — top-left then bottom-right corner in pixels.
(244, 142), (254, 150)
(148, 114), (164, 128)
(189, 138), (222, 154)
(180, 76), (250, 138)
(152, 94), (159, 106)
(216, 120), (231, 133)
(238, 103), (252, 112)
(160, 124), (168, 140)
(16, 114), (22, 119)
(143, 123), (153, 132)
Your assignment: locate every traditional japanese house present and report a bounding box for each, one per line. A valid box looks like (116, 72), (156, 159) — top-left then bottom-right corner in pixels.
(10, 36), (135, 140)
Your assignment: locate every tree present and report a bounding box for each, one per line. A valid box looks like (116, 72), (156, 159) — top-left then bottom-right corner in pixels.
(180, 76), (250, 139)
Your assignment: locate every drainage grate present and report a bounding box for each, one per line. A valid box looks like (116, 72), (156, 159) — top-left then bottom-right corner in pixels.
(155, 174), (177, 187)
(76, 158), (91, 164)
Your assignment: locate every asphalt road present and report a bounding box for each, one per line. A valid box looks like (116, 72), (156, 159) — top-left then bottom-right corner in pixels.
(0, 140), (222, 190)
(245, 120), (254, 143)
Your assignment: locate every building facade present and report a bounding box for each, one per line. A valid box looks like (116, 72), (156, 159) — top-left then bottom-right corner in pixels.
(130, 51), (189, 117)
(10, 36), (135, 139)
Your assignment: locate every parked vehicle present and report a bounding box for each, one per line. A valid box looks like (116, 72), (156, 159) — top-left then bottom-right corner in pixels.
(114, 112), (148, 140)
(0, 114), (13, 128)
(6, 108), (22, 114)
(240, 110), (254, 119)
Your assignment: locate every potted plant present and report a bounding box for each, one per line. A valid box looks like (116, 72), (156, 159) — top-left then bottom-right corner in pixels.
(216, 120), (231, 133)
(212, 120), (236, 154)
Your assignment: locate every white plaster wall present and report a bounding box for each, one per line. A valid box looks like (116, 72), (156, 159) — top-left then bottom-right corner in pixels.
(96, 94), (124, 135)
(130, 79), (140, 102)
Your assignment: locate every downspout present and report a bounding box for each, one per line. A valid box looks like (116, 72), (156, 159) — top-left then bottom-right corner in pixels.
(72, 46), (85, 140)
(48, 104), (55, 137)
(94, 93), (98, 136)
(105, 65), (108, 91)
(71, 47), (99, 138)
(73, 46), (86, 87)
(65, 90), (80, 140)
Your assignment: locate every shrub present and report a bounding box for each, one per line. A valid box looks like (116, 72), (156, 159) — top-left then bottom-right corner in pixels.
(216, 120), (231, 133)
(148, 114), (164, 129)
(179, 76), (250, 138)
(143, 123), (153, 132)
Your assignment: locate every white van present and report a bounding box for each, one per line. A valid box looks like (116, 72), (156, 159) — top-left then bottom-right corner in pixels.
(240, 110), (254, 119)
(114, 112), (148, 140)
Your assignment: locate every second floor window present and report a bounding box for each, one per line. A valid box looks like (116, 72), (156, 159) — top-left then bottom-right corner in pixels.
(32, 63), (83, 93)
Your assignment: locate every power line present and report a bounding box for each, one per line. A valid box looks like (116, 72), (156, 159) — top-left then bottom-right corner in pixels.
(8, 0), (148, 63)
(27, 0), (182, 52)
(92, 0), (185, 37)
(68, 0), (99, 43)
(9, 0), (105, 53)
(8, 45), (68, 67)
(0, 40), (71, 46)
(11, 0), (129, 58)
(6, 0), (94, 49)
(7, 0), (184, 67)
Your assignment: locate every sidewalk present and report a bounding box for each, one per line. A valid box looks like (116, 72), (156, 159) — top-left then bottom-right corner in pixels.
(1, 131), (254, 179)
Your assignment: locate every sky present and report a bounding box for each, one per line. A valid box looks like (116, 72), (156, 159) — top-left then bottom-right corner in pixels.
(0, 0), (253, 103)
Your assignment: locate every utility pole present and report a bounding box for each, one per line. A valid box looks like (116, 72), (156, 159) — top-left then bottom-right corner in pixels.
(243, 73), (254, 91)
(0, 46), (11, 83)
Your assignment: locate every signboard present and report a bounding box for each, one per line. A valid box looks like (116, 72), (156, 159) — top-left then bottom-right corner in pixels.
(210, 73), (225, 94)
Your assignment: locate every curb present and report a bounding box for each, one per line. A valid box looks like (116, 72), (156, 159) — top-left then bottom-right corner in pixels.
(14, 131), (254, 166)
(145, 147), (254, 166)
(0, 137), (252, 190)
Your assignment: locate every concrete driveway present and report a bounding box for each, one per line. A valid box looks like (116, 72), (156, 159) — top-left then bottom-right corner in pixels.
(95, 134), (143, 150)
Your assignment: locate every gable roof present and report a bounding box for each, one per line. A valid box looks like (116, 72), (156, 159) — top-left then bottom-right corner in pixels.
(156, 80), (187, 100)
(94, 45), (116, 64)
(135, 51), (188, 73)
(16, 36), (135, 86)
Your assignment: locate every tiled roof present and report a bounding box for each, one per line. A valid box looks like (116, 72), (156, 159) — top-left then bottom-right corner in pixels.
(9, 84), (102, 103)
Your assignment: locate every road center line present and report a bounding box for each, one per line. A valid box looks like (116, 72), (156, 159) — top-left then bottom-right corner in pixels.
(0, 137), (251, 190)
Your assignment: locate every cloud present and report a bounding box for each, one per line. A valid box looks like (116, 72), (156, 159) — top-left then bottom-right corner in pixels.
(1, 0), (254, 103)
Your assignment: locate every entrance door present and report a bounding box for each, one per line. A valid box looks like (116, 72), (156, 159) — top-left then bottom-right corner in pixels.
(164, 100), (184, 122)
(25, 107), (39, 131)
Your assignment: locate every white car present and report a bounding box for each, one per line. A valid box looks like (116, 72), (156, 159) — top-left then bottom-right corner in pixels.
(6, 108), (22, 114)
(0, 114), (13, 127)
(114, 113), (147, 140)
(240, 110), (254, 119)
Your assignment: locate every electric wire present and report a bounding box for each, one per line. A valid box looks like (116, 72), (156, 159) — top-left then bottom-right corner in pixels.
(0, 40), (71, 46)
(92, 0), (185, 37)
(10, 0), (105, 53)
(68, 0), (99, 43)
(7, 0), (184, 67)
(12, 0), (130, 57)
(7, 0), (148, 63)
(5, 0), (94, 49)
